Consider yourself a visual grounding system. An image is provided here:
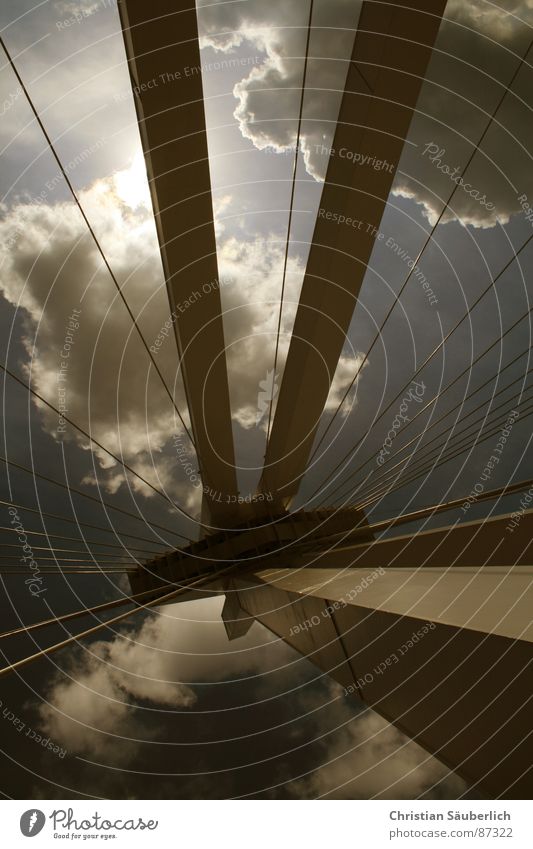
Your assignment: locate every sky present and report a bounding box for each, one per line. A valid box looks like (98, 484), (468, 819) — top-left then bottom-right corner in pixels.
(0, 0), (532, 799)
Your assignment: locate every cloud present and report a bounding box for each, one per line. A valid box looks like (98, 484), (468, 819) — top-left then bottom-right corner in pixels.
(37, 649), (174, 763)
(1, 158), (364, 506)
(37, 595), (294, 762)
(53, 0), (100, 15)
(325, 353), (366, 413)
(199, 0), (533, 228)
(215, 231), (303, 430)
(36, 598), (461, 799)
(213, 220), (365, 432)
(1, 157), (211, 515)
(393, 0), (533, 229)
(198, 0), (363, 180)
(289, 682), (466, 799)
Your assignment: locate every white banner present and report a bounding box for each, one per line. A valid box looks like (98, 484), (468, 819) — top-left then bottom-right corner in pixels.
(2, 799), (531, 848)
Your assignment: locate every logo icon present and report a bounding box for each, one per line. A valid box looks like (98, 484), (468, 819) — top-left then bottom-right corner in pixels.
(20, 810), (46, 837)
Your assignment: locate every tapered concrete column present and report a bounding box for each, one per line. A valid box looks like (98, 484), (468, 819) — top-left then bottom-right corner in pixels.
(119, 1), (238, 524)
(230, 562), (533, 797)
(261, 0), (447, 510)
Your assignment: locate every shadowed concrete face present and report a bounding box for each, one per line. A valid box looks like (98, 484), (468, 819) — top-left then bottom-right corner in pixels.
(119, 0), (238, 525)
(228, 568), (533, 799)
(260, 0), (448, 510)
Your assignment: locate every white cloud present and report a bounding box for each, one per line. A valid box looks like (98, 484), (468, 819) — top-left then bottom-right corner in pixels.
(1, 159), (363, 502)
(325, 353), (366, 414)
(216, 232), (303, 430)
(392, 0), (533, 229)
(212, 230), (365, 431)
(1, 157), (208, 511)
(37, 595), (290, 761)
(199, 0), (533, 228)
(199, 0), (362, 180)
(290, 682), (466, 799)
(53, 1), (100, 14)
